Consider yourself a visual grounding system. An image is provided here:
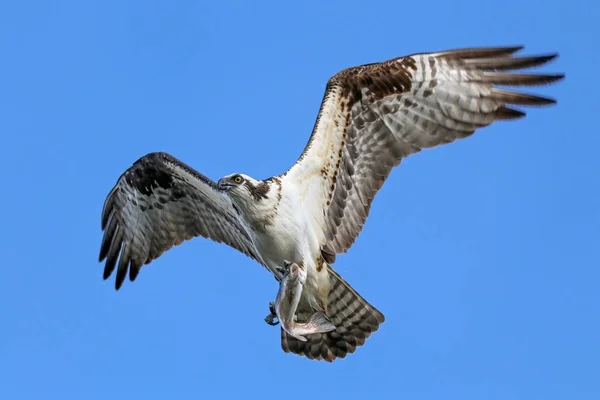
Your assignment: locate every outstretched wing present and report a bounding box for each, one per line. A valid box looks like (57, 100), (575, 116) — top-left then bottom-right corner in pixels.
(283, 46), (564, 259)
(99, 152), (263, 289)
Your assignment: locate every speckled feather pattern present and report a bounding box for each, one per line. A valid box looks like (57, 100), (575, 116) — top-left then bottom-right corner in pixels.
(281, 264), (385, 362)
(285, 46), (563, 259)
(98, 46), (563, 362)
(99, 152), (263, 290)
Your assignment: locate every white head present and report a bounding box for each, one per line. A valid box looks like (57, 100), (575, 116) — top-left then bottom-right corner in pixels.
(217, 173), (276, 216)
(217, 173), (254, 192)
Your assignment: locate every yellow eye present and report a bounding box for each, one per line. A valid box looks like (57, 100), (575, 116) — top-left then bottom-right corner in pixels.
(233, 175), (243, 184)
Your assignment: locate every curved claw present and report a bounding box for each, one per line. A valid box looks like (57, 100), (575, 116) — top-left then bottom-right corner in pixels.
(268, 301), (276, 315)
(264, 301), (279, 326)
(274, 267), (285, 282)
(265, 314), (279, 326)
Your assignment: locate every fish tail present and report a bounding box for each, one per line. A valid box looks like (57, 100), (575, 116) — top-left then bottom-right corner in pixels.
(305, 312), (336, 333)
(281, 263), (385, 361)
(286, 312), (336, 341)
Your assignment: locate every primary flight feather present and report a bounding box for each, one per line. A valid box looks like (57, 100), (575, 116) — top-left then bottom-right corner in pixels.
(99, 46), (563, 361)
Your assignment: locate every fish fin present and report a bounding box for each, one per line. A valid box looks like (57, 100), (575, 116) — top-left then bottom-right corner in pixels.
(294, 333), (307, 342)
(283, 325), (308, 342)
(305, 312), (336, 334)
(284, 312), (336, 342)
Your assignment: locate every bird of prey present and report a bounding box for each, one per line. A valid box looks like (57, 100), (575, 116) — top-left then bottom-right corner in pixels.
(99, 46), (563, 362)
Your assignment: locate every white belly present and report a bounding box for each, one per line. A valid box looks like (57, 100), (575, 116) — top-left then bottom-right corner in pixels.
(253, 219), (328, 312)
(235, 185), (330, 311)
(251, 198), (324, 284)
(252, 212), (307, 274)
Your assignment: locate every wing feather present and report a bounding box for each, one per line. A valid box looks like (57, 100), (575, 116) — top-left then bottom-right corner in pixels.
(283, 46), (564, 257)
(99, 152), (263, 289)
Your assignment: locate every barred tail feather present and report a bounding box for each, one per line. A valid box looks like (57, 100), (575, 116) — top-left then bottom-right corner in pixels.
(281, 264), (385, 362)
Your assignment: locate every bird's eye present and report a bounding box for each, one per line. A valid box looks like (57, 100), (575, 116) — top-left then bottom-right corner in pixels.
(233, 175), (243, 184)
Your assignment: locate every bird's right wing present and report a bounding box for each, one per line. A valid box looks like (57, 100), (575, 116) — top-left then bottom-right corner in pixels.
(99, 152), (263, 289)
(283, 46), (563, 261)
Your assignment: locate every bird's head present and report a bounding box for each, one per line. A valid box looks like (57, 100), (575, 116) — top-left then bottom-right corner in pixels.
(218, 173), (278, 222)
(218, 173), (270, 202)
(217, 173), (253, 192)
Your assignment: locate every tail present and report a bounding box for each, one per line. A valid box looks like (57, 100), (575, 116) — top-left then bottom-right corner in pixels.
(281, 264), (385, 362)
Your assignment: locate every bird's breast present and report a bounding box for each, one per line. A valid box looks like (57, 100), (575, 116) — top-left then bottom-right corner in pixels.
(253, 219), (303, 271)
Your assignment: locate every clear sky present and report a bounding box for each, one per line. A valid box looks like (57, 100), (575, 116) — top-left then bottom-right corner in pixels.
(0, 0), (597, 398)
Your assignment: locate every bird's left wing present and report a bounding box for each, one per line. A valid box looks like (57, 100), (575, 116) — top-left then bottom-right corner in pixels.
(99, 152), (263, 289)
(283, 46), (564, 260)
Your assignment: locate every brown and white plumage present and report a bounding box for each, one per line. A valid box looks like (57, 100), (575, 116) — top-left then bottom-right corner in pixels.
(99, 152), (264, 290)
(99, 46), (563, 362)
(285, 46), (563, 260)
(280, 265), (385, 362)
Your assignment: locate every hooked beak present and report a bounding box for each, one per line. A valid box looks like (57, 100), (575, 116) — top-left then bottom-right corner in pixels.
(217, 178), (233, 191)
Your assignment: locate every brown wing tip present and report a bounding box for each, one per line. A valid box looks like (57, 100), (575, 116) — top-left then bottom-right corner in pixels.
(531, 53), (559, 64)
(434, 45), (524, 59)
(546, 73), (565, 83)
(529, 73), (565, 84)
(496, 106), (526, 120)
(102, 264), (113, 280)
(523, 95), (558, 106)
(436, 47), (563, 77)
(115, 258), (127, 290)
(484, 72), (564, 88)
(512, 52), (560, 66)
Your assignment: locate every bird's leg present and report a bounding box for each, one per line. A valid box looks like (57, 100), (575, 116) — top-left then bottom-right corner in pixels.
(264, 301), (279, 326)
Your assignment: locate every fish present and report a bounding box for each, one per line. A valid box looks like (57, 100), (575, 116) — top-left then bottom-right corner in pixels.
(264, 260), (336, 341)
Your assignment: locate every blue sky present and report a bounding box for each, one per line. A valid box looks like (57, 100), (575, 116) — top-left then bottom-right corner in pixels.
(0, 0), (597, 398)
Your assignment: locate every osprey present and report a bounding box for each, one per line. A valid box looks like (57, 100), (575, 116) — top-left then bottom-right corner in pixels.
(99, 46), (563, 362)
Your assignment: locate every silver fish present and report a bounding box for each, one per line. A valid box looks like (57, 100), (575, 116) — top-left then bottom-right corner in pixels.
(265, 260), (336, 341)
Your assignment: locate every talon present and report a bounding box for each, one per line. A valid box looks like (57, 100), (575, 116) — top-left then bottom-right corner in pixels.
(268, 301), (276, 315)
(264, 301), (279, 326)
(264, 314), (279, 326)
